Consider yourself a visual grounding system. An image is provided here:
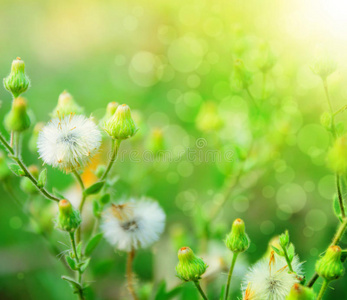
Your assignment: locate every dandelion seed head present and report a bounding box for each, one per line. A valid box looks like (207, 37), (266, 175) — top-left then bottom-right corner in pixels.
(101, 198), (166, 252)
(37, 115), (101, 172)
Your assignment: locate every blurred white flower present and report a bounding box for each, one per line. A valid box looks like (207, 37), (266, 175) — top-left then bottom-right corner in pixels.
(242, 252), (302, 300)
(101, 198), (166, 252)
(38, 115), (101, 172)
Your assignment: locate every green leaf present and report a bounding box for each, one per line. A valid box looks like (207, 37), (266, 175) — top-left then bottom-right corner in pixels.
(333, 194), (343, 222)
(85, 233), (103, 257)
(65, 255), (78, 270)
(100, 193), (110, 205)
(37, 168), (47, 188)
(80, 258), (91, 273)
(92, 200), (100, 217)
(271, 245), (284, 256)
(341, 250), (347, 263)
(61, 275), (82, 290)
(77, 242), (83, 259)
(287, 243), (295, 262)
(8, 163), (25, 176)
(53, 188), (65, 199)
(83, 181), (105, 196)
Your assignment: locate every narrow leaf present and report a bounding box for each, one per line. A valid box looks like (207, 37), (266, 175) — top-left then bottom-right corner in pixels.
(8, 163), (25, 176)
(85, 233), (103, 257)
(271, 245), (284, 256)
(53, 188), (65, 199)
(37, 168), (47, 188)
(333, 194), (343, 223)
(65, 255), (77, 270)
(61, 275), (82, 289)
(80, 258), (91, 273)
(84, 181), (105, 196)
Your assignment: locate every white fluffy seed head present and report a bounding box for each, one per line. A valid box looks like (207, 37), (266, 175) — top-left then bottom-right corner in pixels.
(101, 198), (166, 252)
(37, 115), (101, 172)
(242, 253), (302, 300)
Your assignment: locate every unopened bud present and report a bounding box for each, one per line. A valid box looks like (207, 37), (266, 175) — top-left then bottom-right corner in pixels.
(3, 57), (30, 97)
(51, 91), (83, 118)
(286, 283), (315, 300)
(56, 199), (81, 232)
(311, 55), (337, 80)
(4, 97), (31, 132)
(225, 218), (250, 253)
(327, 135), (347, 174)
(176, 247), (208, 281)
(279, 230), (289, 248)
(103, 104), (138, 140)
(316, 246), (344, 281)
(232, 59), (252, 90)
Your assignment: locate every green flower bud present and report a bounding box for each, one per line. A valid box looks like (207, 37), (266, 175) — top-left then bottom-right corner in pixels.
(95, 164), (106, 178)
(195, 102), (224, 132)
(320, 112), (332, 131)
(256, 42), (276, 73)
(311, 56), (337, 80)
(147, 128), (165, 155)
(3, 57), (30, 97)
(176, 247), (208, 281)
(232, 59), (252, 90)
(28, 122), (44, 153)
(4, 97), (31, 132)
(286, 283), (315, 300)
(100, 102), (119, 123)
(0, 151), (10, 181)
(279, 230), (289, 248)
(326, 135), (347, 174)
(51, 91), (83, 118)
(56, 199), (81, 232)
(225, 218), (250, 253)
(103, 104), (138, 140)
(20, 165), (39, 194)
(316, 246), (345, 281)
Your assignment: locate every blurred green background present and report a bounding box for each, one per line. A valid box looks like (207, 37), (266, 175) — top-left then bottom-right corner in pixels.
(1, 0), (347, 299)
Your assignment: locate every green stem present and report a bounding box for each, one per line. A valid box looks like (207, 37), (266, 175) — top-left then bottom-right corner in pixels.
(193, 280), (208, 300)
(336, 174), (346, 218)
(126, 248), (138, 300)
(282, 247), (294, 273)
(69, 231), (85, 300)
(100, 139), (121, 181)
(0, 132), (59, 202)
(224, 252), (239, 300)
(317, 279), (330, 300)
(322, 78), (337, 138)
(72, 170), (86, 243)
(307, 217), (347, 287)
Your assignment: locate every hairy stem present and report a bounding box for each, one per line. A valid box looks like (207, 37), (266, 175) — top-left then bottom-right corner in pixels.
(72, 170), (86, 243)
(126, 248), (138, 300)
(317, 279), (330, 300)
(193, 280), (208, 300)
(336, 174), (346, 218)
(224, 252), (238, 300)
(69, 231), (85, 300)
(282, 247), (294, 273)
(100, 139), (121, 181)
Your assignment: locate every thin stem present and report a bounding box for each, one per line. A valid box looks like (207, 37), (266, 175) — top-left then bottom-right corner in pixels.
(336, 174), (346, 218)
(14, 132), (21, 158)
(224, 252), (238, 300)
(10, 131), (14, 148)
(193, 281), (208, 300)
(69, 231), (85, 300)
(317, 279), (330, 300)
(322, 78), (337, 138)
(0, 132), (59, 202)
(245, 88), (259, 111)
(73, 170), (85, 191)
(307, 273), (319, 288)
(100, 139), (121, 181)
(282, 247), (294, 273)
(126, 248), (138, 300)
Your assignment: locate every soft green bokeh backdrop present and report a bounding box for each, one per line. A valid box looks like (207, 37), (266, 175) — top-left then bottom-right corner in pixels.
(1, 0), (347, 299)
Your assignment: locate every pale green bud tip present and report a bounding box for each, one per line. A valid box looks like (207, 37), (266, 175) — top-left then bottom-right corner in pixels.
(51, 91), (83, 117)
(3, 57), (30, 97)
(107, 102), (119, 116)
(316, 245), (344, 281)
(279, 230), (289, 248)
(286, 283), (315, 300)
(327, 135), (347, 174)
(104, 104), (138, 140)
(176, 247), (208, 281)
(225, 218), (250, 253)
(4, 97), (31, 132)
(57, 199), (82, 232)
